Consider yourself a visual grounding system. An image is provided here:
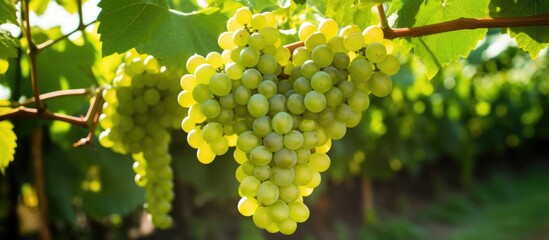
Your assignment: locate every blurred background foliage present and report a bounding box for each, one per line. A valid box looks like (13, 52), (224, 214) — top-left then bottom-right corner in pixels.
(0, 0), (548, 239)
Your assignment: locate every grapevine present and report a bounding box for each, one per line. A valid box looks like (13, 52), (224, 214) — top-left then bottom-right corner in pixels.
(178, 7), (400, 234)
(98, 50), (184, 229)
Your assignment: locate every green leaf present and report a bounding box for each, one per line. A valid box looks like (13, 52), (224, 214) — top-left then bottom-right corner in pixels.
(489, 0), (549, 58)
(389, 0), (490, 79)
(309, 0), (378, 28)
(98, 0), (226, 70)
(0, 30), (19, 59)
(0, 0), (17, 24)
(0, 120), (17, 174)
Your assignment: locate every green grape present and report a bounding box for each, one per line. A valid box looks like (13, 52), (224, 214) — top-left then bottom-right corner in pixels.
(305, 32), (327, 50)
(304, 91), (327, 113)
(369, 72), (393, 97)
(362, 25), (384, 44)
(248, 94), (270, 118)
(310, 71), (333, 93)
(239, 176), (261, 197)
(333, 52), (350, 70)
(334, 103), (353, 122)
(206, 52), (223, 69)
(186, 54), (207, 74)
(343, 32), (364, 52)
(233, 29), (250, 47)
(197, 144), (216, 164)
(348, 90), (370, 112)
(177, 90), (195, 108)
(339, 24), (361, 37)
(304, 171), (321, 188)
(311, 44), (334, 68)
(328, 36), (347, 53)
(271, 166), (295, 186)
(298, 22), (317, 42)
(264, 132), (284, 152)
(272, 112), (294, 135)
(293, 77), (311, 95)
(201, 122), (223, 143)
(257, 181), (279, 205)
(238, 196), (259, 217)
(326, 120), (346, 140)
(259, 27), (279, 45)
(187, 128), (203, 149)
(300, 60), (319, 79)
(249, 145), (273, 166)
(209, 137), (229, 155)
(286, 93), (306, 115)
(275, 47), (291, 65)
(283, 130), (304, 150)
(302, 131), (318, 149)
(252, 14), (267, 30)
(241, 68), (262, 89)
(279, 184), (300, 203)
(254, 165), (271, 181)
(325, 87), (343, 107)
(218, 31), (236, 50)
(292, 47), (310, 66)
(240, 47), (260, 67)
(201, 99), (221, 119)
(237, 131), (261, 153)
(365, 42), (387, 63)
(269, 200), (290, 222)
(235, 7), (252, 25)
(225, 62), (245, 80)
(348, 58), (373, 82)
(293, 163), (313, 186)
(194, 63), (216, 85)
(288, 202), (310, 223)
(192, 84), (213, 103)
(262, 44), (277, 56)
(235, 86), (252, 105)
(257, 54), (278, 74)
(209, 73), (232, 96)
(188, 103), (207, 123)
(318, 18), (338, 40)
(253, 206), (271, 229)
(309, 152), (330, 172)
(273, 148), (297, 168)
(249, 33), (266, 50)
(253, 115), (273, 137)
(279, 218), (297, 235)
(258, 80), (278, 99)
(376, 54), (400, 76)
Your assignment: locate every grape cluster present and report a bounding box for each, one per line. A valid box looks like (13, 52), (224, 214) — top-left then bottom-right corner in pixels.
(178, 7), (399, 235)
(98, 50), (184, 229)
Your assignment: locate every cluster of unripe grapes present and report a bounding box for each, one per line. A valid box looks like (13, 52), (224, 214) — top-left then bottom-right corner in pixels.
(98, 50), (184, 229)
(178, 7), (399, 235)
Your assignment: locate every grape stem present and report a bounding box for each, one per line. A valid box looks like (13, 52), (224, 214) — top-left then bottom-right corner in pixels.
(376, 5), (549, 39)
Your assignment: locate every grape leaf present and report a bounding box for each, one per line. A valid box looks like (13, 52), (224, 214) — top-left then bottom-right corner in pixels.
(489, 0), (549, 58)
(388, 0), (490, 79)
(0, 0), (17, 24)
(0, 100), (17, 174)
(98, 0), (226, 70)
(320, 0), (378, 28)
(0, 30), (19, 59)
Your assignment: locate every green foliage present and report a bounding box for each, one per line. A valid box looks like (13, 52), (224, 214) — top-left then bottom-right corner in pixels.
(0, 30), (18, 59)
(0, 120), (16, 174)
(489, 0), (549, 58)
(98, 0), (227, 70)
(0, 0), (17, 24)
(389, 0), (490, 79)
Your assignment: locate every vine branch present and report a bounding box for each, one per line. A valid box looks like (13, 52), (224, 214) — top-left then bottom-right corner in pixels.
(36, 20), (97, 52)
(375, 5), (549, 39)
(21, 0), (43, 112)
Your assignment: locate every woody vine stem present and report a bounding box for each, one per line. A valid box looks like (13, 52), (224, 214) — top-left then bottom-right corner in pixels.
(1, 4), (549, 144)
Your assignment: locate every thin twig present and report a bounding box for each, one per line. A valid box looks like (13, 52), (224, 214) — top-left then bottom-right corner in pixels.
(0, 107), (87, 127)
(377, 8), (549, 39)
(376, 5), (390, 29)
(2, 88), (93, 107)
(21, 0), (43, 112)
(73, 88), (104, 147)
(36, 20), (97, 52)
(284, 41), (304, 54)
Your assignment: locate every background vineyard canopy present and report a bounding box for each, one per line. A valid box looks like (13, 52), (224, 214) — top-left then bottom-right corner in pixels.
(0, 0), (548, 236)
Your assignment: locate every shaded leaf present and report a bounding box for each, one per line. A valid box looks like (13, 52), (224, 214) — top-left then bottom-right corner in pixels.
(0, 119), (17, 174)
(489, 0), (549, 58)
(98, 0), (226, 71)
(0, 0), (17, 24)
(0, 30), (19, 59)
(389, 0), (490, 79)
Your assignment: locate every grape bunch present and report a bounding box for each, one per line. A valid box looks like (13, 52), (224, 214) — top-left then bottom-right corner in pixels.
(98, 50), (184, 229)
(178, 7), (399, 235)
